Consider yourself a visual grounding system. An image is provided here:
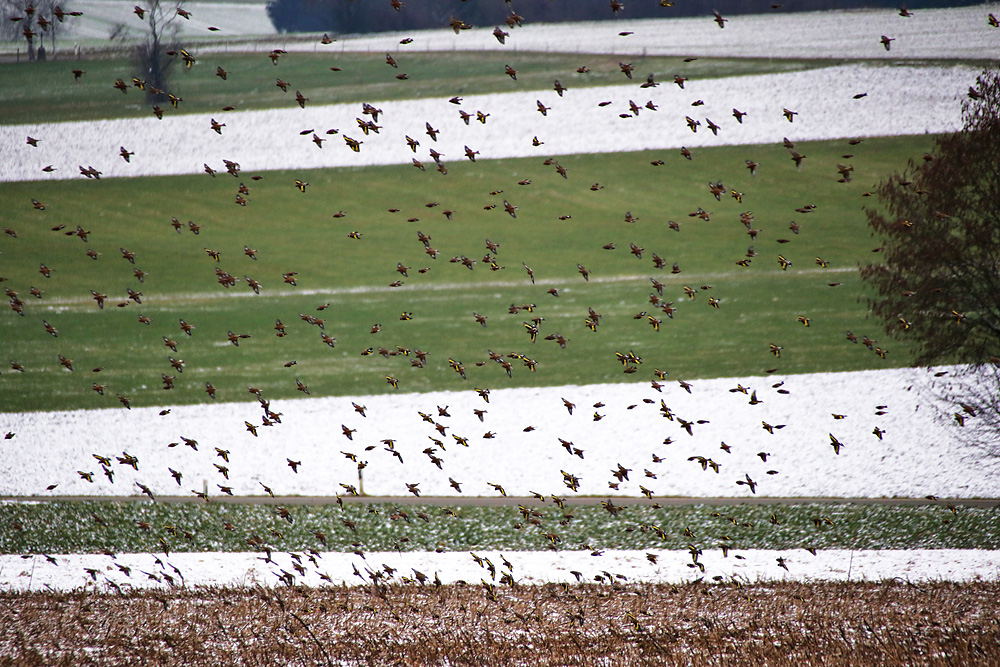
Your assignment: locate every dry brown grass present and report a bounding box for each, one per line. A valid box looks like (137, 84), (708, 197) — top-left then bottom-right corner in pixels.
(1, 580), (997, 666)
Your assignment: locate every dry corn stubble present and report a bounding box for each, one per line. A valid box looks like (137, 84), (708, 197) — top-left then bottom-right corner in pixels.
(1, 579), (998, 666)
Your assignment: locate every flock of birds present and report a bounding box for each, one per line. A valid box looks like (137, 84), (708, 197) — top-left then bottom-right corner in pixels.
(4, 2), (992, 591)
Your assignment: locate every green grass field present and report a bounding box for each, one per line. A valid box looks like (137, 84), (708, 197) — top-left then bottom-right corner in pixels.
(0, 52), (879, 124)
(3, 500), (994, 555)
(1, 135), (935, 412)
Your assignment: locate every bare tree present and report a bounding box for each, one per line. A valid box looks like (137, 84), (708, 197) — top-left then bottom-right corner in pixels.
(133, 0), (187, 104)
(926, 364), (1000, 455)
(1, 0), (79, 60)
(861, 68), (1000, 451)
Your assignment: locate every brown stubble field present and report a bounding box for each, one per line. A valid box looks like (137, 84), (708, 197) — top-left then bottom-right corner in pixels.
(2, 579), (998, 666)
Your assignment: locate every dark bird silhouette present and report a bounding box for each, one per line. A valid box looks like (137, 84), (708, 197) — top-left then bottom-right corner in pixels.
(736, 473), (757, 494)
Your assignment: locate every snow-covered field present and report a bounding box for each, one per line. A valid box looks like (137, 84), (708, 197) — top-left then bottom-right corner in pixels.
(12, 0), (277, 42)
(320, 4), (1000, 60)
(18, 3), (996, 60)
(3, 367), (998, 500)
(3, 548), (998, 592)
(1, 63), (978, 182)
(3, 7), (999, 591)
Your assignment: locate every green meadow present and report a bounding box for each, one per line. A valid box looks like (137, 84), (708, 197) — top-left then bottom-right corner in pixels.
(3, 499), (995, 555)
(1, 48), (951, 413)
(1, 134), (933, 413)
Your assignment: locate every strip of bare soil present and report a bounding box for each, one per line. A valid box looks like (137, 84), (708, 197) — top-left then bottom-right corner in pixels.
(1, 579), (996, 666)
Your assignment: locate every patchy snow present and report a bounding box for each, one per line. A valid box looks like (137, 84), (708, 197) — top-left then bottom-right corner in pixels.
(2, 367), (998, 500)
(2, 548), (999, 591)
(0, 63), (979, 183)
